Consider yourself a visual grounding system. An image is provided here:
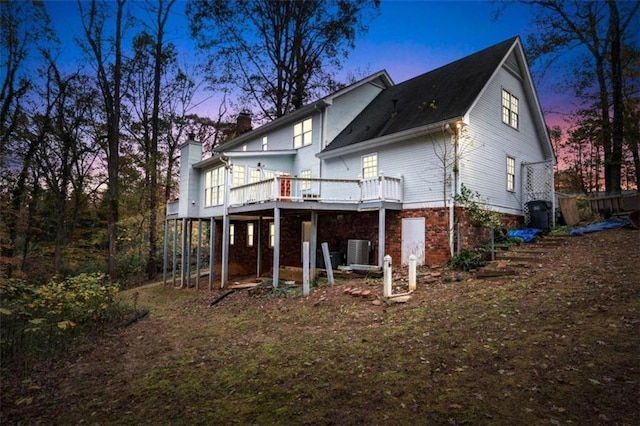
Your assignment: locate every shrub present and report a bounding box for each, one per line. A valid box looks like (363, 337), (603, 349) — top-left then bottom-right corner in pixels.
(0, 273), (126, 369)
(449, 248), (488, 271)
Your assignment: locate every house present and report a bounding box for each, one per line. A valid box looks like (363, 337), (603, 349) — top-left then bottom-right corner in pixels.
(163, 36), (555, 289)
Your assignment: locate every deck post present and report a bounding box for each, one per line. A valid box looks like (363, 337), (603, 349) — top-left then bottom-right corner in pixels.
(162, 218), (169, 286)
(172, 219), (178, 286)
(303, 241), (310, 296)
(209, 218), (215, 291)
(378, 207), (386, 267)
(186, 219), (193, 288)
(257, 216), (263, 278)
(310, 211), (318, 279)
(272, 206), (280, 288)
(180, 218), (188, 287)
(221, 214), (229, 288)
(196, 219), (202, 290)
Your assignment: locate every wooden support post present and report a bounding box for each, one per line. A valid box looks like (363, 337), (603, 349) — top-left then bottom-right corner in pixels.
(209, 218), (215, 291)
(180, 218), (187, 288)
(383, 254), (392, 298)
(172, 219), (178, 286)
(408, 254), (416, 292)
(310, 212), (318, 280)
(321, 242), (334, 285)
(162, 219), (169, 286)
(196, 219), (202, 290)
(256, 217), (262, 278)
(303, 241), (310, 297)
(221, 215), (229, 288)
(272, 207), (280, 288)
(187, 219), (193, 288)
(378, 207), (386, 267)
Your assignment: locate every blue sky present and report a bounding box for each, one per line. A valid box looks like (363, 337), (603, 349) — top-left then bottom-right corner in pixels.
(43, 0), (565, 125)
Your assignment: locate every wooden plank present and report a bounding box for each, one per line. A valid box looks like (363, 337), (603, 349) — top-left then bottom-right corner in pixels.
(321, 242), (335, 285)
(559, 197), (580, 225)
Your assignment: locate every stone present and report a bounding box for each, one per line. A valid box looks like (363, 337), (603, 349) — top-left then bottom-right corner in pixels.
(361, 289), (371, 297)
(424, 277), (438, 284)
(372, 299), (382, 306)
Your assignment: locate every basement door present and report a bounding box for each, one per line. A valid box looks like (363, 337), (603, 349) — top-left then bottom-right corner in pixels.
(401, 218), (425, 266)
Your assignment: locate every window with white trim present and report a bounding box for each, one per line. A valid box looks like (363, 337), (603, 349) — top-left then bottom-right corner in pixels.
(300, 169), (311, 190)
(502, 89), (519, 129)
(204, 167), (225, 206)
(293, 117), (312, 148)
(233, 165), (245, 187)
(506, 156), (516, 192)
(229, 224), (235, 245)
(246, 223), (254, 247)
(362, 153), (378, 178)
(269, 222), (275, 248)
(262, 136), (268, 151)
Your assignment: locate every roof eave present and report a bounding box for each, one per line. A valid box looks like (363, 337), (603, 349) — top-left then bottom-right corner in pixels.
(317, 118), (462, 159)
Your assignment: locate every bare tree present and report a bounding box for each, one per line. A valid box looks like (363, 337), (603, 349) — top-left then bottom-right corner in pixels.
(78, 0), (126, 279)
(186, 0), (380, 120)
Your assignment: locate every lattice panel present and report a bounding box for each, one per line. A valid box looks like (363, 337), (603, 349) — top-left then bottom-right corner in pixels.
(522, 161), (554, 225)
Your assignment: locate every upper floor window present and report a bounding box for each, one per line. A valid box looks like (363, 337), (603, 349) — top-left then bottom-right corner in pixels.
(293, 117), (312, 148)
(362, 153), (378, 179)
(300, 169), (311, 190)
(262, 136), (268, 151)
(506, 156), (516, 192)
(229, 224), (235, 245)
(233, 165), (245, 187)
(204, 167), (225, 206)
(502, 89), (519, 129)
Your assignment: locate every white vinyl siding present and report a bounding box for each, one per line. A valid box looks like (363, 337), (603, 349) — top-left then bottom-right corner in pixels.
(293, 118), (313, 148)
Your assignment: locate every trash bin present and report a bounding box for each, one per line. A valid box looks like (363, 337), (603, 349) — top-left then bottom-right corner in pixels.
(526, 200), (552, 229)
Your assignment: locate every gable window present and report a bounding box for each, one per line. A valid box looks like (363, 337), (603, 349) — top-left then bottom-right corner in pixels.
(293, 117), (312, 148)
(502, 89), (519, 129)
(233, 165), (245, 187)
(300, 169), (311, 190)
(506, 156), (516, 192)
(362, 153), (378, 178)
(229, 224), (235, 245)
(247, 223), (254, 247)
(269, 222), (275, 248)
(204, 167), (225, 206)
(262, 136), (268, 151)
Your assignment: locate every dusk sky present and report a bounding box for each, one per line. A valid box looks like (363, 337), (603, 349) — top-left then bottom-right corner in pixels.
(44, 0), (570, 127)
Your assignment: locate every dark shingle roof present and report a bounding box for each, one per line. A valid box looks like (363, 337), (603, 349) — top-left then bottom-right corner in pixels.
(324, 37), (518, 152)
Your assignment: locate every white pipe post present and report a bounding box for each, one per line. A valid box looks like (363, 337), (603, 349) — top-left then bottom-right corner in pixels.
(408, 254), (416, 292)
(303, 241), (310, 296)
(383, 254), (392, 298)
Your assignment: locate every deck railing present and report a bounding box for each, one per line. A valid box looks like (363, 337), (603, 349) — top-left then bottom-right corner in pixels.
(230, 174), (402, 207)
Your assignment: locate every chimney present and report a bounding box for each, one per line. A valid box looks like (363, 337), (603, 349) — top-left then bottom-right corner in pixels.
(236, 111), (252, 135)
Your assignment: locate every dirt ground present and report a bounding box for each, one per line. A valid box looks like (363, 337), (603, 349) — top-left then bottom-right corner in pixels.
(2, 227), (639, 425)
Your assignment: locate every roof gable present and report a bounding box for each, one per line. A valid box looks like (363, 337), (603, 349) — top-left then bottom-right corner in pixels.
(324, 37), (519, 153)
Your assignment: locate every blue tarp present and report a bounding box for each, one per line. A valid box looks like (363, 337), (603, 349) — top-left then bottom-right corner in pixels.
(508, 228), (542, 242)
(569, 217), (630, 236)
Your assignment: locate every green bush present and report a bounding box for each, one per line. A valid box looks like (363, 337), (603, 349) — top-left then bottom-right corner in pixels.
(449, 249), (488, 271)
(0, 273), (125, 368)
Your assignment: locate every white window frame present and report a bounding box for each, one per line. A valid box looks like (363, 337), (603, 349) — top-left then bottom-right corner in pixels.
(246, 223), (254, 247)
(269, 222), (275, 248)
(204, 167), (225, 206)
(262, 136), (268, 151)
(229, 224), (235, 245)
(506, 156), (516, 192)
(300, 169), (311, 191)
(362, 153), (378, 179)
(233, 165), (245, 187)
(293, 117), (313, 148)
(502, 88), (519, 129)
